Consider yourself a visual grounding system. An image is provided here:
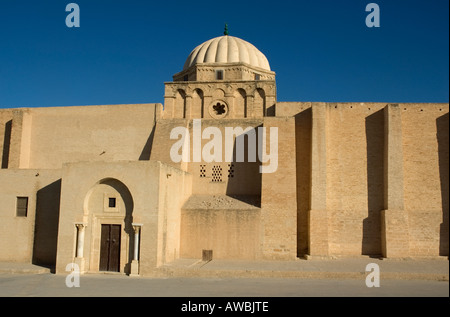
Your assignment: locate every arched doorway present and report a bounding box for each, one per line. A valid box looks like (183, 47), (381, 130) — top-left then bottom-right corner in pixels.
(84, 178), (134, 273)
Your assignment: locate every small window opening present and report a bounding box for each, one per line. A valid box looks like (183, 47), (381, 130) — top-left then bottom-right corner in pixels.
(216, 70), (224, 80)
(16, 197), (28, 217)
(255, 74), (261, 80)
(108, 197), (116, 208)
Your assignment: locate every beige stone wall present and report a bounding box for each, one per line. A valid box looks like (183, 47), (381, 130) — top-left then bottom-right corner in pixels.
(401, 104), (448, 256)
(55, 161), (191, 275)
(173, 63), (275, 82)
(151, 118), (265, 196)
(277, 101), (448, 258)
(0, 109), (33, 169)
(0, 169), (61, 263)
(178, 117), (297, 260)
(295, 107), (312, 257)
(275, 102), (311, 117)
(149, 118), (189, 172)
(180, 197), (261, 259)
(261, 117), (297, 259)
(164, 81), (276, 119)
(2, 103), (162, 170)
(188, 119), (264, 197)
(326, 103), (386, 256)
(276, 102), (312, 257)
(0, 98), (448, 267)
(0, 109), (13, 169)
(157, 163), (192, 266)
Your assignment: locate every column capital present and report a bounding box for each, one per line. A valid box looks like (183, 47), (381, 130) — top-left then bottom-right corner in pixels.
(132, 223), (143, 232)
(75, 223), (87, 258)
(75, 222), (87, 230)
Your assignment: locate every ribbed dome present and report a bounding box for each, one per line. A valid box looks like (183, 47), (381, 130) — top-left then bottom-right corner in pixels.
(183, 35), (271, 71)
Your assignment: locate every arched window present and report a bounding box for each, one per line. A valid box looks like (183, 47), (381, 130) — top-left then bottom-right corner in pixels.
(254, 88), (266, 117)
(175, 89), (187, 118)
(192, 89), (204, 118)
(234, 89), (247, 118)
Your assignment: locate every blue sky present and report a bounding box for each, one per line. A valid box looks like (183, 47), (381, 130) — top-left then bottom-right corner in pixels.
(0, 0), (448, 108)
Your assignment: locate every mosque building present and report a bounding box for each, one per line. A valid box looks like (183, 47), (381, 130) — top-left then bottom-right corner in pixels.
(0, 28), (448, 276)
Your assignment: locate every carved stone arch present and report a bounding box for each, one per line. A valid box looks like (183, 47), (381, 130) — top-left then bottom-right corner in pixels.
(176, 88), (186, 97)
(175, 89), (187, 118)
(254, 88), (266, 118)
(234, 88), (247, 118)
(213, 88), (226, 100)
(83, 178), (134, 219)
(237, 85), (249, 96)
(192, 88), (204, 118)
(193, 88), (204, 96)
(83, 178), (135, 273)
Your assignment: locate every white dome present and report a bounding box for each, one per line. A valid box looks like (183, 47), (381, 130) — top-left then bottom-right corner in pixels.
(183, 35), (271, 71)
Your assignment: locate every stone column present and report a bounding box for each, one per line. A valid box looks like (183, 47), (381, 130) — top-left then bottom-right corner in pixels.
(130, 223), (143, 276)
(133, 225), (141, 261)
(381, 104), (409, 257)
(185, 95), (192, 119)
(307, 102), (329, 258)
(74, 223), (87, 273)
(246, 95), (255, 118)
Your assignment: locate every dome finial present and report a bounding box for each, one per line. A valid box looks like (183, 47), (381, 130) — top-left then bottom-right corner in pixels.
(224, 23), (229, 36)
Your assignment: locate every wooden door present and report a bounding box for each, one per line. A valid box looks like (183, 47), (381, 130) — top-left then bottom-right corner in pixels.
(99, 224), (121, 272)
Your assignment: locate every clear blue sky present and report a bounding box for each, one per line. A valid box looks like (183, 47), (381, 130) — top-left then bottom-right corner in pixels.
(0, 0), (448, 108)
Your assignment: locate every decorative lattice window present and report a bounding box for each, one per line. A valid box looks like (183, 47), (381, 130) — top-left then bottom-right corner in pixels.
(209, 101), (229, 118)
(213, 103), (226, 115)
(212, 165), (223, 182)
(200, 165), (206, 178)
(228, 164), (234, 178)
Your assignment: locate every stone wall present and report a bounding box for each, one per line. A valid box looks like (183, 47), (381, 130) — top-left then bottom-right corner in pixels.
(277, 101), (449, 258)
(54, 161), (191, 275)
(401, 104), (448, 256)
(0, 103), (162, 169)
(327, 102), (386, 256)
(0, 99), (448, 267)
(0, 109), (13, 169)
(0, 169), (61, 263)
